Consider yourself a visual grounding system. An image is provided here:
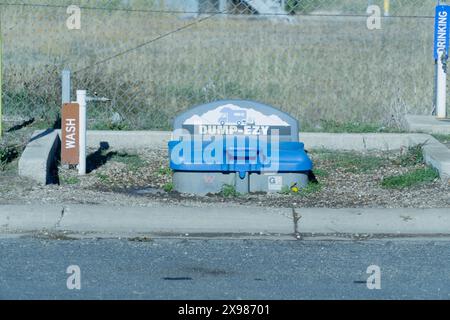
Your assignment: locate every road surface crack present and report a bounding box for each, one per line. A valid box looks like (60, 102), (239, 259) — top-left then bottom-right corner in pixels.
(54, 206), (66, 228)
(292, 208), (302, 240)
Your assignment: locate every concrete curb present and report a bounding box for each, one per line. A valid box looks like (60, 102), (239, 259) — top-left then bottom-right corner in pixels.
(0, 205), (62, 230)
(18, 129), (60, 184)
(1, 205), (450, 237)
(420, 139), (450, 182)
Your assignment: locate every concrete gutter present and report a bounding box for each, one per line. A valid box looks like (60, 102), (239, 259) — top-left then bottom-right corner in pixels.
(18, 129), (60, 184)
(420, 138), (450, 182)
(301, 132), (432, 151)
(85, 130), (171, 150)
(1, 205), (450, 237)
(18, 130), (450, 184)
(406, 115), (450, 134)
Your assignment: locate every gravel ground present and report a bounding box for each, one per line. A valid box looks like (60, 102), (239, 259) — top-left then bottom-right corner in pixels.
(1, 136), (449, 208)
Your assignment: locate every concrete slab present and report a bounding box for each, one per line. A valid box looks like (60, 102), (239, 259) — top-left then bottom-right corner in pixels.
(18, 129), (60, 184)
(0, 205), (62, 230)
(297, 208), (450, 235)
(406, 115), (450, 134)
(57, 204), (293, 235)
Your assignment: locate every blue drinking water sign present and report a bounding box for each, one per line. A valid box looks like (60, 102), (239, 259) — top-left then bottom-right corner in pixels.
(434, 5), (450, 60)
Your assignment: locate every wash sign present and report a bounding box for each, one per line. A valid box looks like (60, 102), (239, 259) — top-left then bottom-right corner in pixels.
(434, 5), (450, 60)
(61, 103), (79, 165)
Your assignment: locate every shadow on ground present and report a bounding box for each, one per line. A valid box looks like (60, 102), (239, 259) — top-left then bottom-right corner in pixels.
(86, 142), (117, 173)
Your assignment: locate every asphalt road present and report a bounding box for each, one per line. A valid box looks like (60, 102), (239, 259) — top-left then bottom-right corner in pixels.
(1, 237), (450, 300)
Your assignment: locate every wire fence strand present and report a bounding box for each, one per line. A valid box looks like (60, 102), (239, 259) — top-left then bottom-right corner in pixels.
(0, 0), (442, 130)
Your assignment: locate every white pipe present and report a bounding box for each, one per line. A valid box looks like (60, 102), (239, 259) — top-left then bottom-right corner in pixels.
(437, 51), (447, 119)
(61, 69), (71, 104)
(77, 90), (87, 175)
(383, 0), (390, 17)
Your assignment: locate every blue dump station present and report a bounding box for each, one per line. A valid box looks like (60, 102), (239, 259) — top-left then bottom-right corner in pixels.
(168, 100), (313, 195)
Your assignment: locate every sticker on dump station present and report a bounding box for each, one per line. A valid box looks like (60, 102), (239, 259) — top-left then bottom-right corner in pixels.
(268, 176), (283, 191)
(174, 100), (300, 141)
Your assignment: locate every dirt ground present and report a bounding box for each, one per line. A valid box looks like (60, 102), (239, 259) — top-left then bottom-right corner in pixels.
(1, 125), (449, 209)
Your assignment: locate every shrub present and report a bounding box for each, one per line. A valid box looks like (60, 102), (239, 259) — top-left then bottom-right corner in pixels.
(381, 167), (439, 189)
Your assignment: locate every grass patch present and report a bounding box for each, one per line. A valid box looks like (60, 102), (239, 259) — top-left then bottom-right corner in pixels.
(33, 120), (55, 130)
(158, 166), (172, 176)
(221, 184), (239, 197)
(393, 144), (424, 167)
(281, 182), (322, 196)
(314, 150), (385, 173)
(381, 167), (439, 189)
(60, 176), (80, 185)
(298, 182), (322, 195)
(303, 119), (408, 133)
(312, 168), (329, 178)
(0, 145), (20, 171)
(311, 120), (382, 133)
(432, 134), (450, 145)
(110, 152), (146, 171)
(280, 185), (292, 195)
(163, 182), (174, 193)
(96, 173), (111, 183)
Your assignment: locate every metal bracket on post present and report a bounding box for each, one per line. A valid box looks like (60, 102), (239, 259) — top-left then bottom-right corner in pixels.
(86, 94), (110, 103)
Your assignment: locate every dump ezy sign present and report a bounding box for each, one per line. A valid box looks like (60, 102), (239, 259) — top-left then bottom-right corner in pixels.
(61, 103), (79, 165)
(434, 5), (450, 60)
(173, 100), (299, 141)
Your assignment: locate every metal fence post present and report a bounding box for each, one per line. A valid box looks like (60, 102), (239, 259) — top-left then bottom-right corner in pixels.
(0, 23), (3, 138)
(384, 0), (390, 17)
(219, 0), (227, 12)
(62, 69), (71, 104)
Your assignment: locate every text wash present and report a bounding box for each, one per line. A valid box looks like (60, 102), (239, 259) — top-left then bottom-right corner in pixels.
(65, 118), (77, 149)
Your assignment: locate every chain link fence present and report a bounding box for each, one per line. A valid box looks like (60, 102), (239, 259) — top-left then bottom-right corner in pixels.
(0, 0), (441, 131)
